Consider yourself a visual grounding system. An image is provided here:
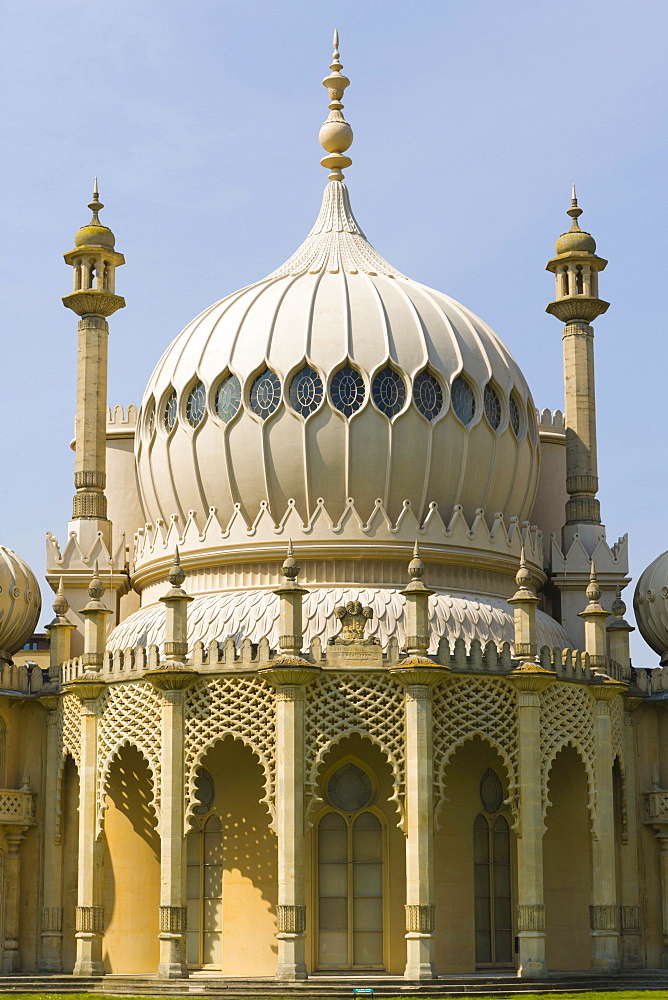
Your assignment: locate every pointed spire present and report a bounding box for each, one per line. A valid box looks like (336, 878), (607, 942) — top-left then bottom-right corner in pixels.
(571, 181), (577, 204)
(408, 540), (425, 582)
(586, 559), (602, 604)
(515, 544), (534, 593)
(319, 30), (353, 181)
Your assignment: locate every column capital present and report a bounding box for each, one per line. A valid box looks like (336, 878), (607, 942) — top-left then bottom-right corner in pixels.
(591, 679), (626, 704)
(62, 677), (105, 703)
(510, 669), (554, 694)
(260, 657), (320, 688)
(390, 655), (449, 689)
(145, 666), (196, 693)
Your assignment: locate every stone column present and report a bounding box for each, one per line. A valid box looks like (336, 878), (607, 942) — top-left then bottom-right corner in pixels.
(508, 552), (555, 978)
(392, 661), (447, 980)
(39, 698), (65, 971)
(511, 671), (554, 979)
(73, 694), (105, 975)
(619, 711), (642, 969)
(1, 827), (28, 972)
(261, 665), (318, 980)
(589, 684), (623, 971)
(655, 829), (668, 968)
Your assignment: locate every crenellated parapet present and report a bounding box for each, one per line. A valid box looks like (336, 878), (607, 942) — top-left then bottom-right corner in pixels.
(106, 404), (137, 439)
(537, 408), (565, 441)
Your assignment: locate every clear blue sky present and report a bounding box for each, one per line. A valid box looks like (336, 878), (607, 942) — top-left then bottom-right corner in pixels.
(1, 0), (666, 663)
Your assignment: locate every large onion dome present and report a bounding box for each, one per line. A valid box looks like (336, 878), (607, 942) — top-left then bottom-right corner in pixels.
(634, 550), (668, 665)
(136, 61), (539, 536)
(0, 546), (41, 661)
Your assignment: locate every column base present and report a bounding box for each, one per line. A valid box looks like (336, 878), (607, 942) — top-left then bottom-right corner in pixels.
(404, 933), (437, 980)
(157, 961), (189, 979)
(516, 931), (547, 979)
(276, 962), (308, 981)
(662, 946), (668, 970)
(590, 930), (620, 972)
(621, 933), (643, 970)
(276, 932), (307, 981)
(73, 959), (104, 976)
(157, 931), (188, 980)
(38, 958), (63, 973)
(1, 943), (20, 974)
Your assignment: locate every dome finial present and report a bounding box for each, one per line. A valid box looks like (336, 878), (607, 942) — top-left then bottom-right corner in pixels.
(319, 30), (353, 182)
(88, 177), (104, 226)
(566, 183), (583, 229)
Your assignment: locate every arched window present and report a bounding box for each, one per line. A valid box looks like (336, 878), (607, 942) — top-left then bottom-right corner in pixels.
(451, 375), (475, 425)
(331, 364), (365, 417)
(509, 393), (521, 437)
(186, 381), (206, 428)
(249, 369), (281, 419)
(317, 761), (384, 970)
(163, 389), (177, 432)
(575, 265), (584, 295)
(484, 384), (501, 430)
(413, 370), (443, 421)
(289, 365), (324, 417)
(474, 768), (513, 968)
(215, 374), (242, 424)
(186, 768), (222, 968)
(371, 366), (406, 418)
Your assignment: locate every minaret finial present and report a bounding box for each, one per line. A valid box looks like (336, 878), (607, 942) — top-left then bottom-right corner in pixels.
(571, 182), (577, 205)
(566, 183), (583, 228)
(319, 30), (353, 182)
(88, 178), (103, 225)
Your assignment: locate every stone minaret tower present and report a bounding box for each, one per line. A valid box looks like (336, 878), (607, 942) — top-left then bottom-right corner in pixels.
(546, 187), (608, 552)
(62, 181), (125, 552)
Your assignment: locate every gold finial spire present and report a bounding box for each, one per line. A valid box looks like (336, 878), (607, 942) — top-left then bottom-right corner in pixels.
(319, 29), (353, 181)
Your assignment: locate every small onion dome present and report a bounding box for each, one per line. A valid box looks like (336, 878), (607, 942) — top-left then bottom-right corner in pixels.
(0, 546), (41, 660)
(74, 182), (115, 249)
(634, 550), (668, 664)
(555, 187), (596, 255)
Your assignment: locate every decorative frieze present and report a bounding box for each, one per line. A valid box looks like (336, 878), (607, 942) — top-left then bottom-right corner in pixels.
(42, 907), (63, 934)
(517, 904), (545, 932)
(589, 904), (618, 931)
(277, 904), (306, 933)
(75, 905), (104, 934)
(159, 905), (187, 933)
(405, 904), (435, 933)
(620, 904), (640, 932)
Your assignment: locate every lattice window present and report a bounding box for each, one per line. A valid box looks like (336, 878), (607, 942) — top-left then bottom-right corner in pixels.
(215, 374), (242, 423)
(540, 683), (596, 832)
(304, 673), (405, 828)
(185, 676), (276, 829)
(97, 682), (163, 837)
(413, 370), (443, 421)
(432, 676), (519, 830)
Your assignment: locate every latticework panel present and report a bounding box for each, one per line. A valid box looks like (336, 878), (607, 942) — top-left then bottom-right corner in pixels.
(185, 676), (276, 829)
(540, 683), (596, 831)
(59, 694), (81, 767)
(97, 682), (163, 836)
(609, 692), (628, 842)
(432, 676), (519, 829)
(304, 672), (405, 827)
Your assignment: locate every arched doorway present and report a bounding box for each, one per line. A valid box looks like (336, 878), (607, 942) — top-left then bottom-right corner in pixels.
(316, 759), (385, 970)
(185, 737), (277, 975)
(473, 769), (513, 967)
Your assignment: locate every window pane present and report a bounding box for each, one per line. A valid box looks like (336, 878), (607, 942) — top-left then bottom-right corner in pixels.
(495, 929), (513, 964)
(203, 864), (222, 898)
(475, 930), (492, 964)
(187, 899), (200, 932)
(186, 832), (201, 864)
(353, 895), (382, 932)
(353, 862), (382, 896)
(475, 895), (491, 930)
(203, 896), (223, 932)
(319, 829), (347, 863)
(494, 895), (512, 931)
(319, 863), (347, 897)
(353, 931), (383, 966)
(204, 831), (223, 865)
(494, 862), (511, 898)
(474, 862), (490, 898)
(186, 864), (200, 898)
(319, 895), (347, 930)
(202, 931), (222, 966)
(352, 829), (382, 862)
(186, 930), (199, 966)
(319, 930), (348, 966)
(474, 827), (489, 864)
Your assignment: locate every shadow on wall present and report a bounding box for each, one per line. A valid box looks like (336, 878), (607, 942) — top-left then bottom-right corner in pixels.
(103, 744), (160, 973)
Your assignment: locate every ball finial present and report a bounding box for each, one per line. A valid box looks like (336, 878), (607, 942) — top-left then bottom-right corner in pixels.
(319, 30), (353, 181)
(168, 547), (186, 589)
(52, 577), (69, 617)
(586, 560), (602, 603)
(611, 587), (626, 620)
(88, 560), (104, 602)
(515, 546), (533, 592)
(408, 540), (425, 581)
(282, 540), (300, 581)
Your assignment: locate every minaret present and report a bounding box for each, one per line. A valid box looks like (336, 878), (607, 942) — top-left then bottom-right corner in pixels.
(546, 186), (608, 548)
(62, 180), (125, 550)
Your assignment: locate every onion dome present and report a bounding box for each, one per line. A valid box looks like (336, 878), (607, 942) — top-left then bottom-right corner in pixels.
(634, 550), (668, 664)
(0, 546), (41, 662)
(136, 37), (539, 535)
(74, 179), (116, 249)
(555, 185), (596, 255)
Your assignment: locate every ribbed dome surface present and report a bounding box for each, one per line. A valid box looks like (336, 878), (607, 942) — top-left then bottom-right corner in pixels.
(136, 180), (539, 532)
(0, 546), (41, 658)
(634, 550), (668, 664)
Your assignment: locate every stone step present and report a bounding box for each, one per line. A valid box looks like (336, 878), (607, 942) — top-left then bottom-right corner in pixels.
(0, 973), (666, 997)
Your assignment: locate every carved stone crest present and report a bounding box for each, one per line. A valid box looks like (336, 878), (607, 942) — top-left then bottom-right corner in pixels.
(329, 601), (379, 645)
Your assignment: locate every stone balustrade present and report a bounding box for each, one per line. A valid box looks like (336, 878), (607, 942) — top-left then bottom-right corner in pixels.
(0, 661), (44, 695)
(644, 789), (668, 824)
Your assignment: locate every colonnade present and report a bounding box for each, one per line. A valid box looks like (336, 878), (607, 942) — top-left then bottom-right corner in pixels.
(36, 553), (642, 981)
